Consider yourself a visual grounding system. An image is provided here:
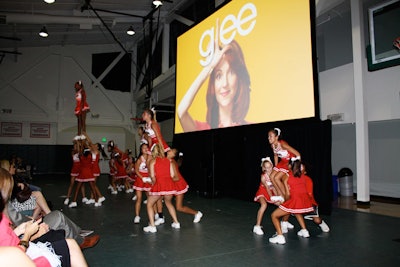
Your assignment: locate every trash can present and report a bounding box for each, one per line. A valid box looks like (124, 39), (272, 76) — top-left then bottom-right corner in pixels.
(338, 168), (353, 197)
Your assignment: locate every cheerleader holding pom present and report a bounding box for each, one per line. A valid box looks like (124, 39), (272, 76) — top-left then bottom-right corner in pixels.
(253, 157), (279, 235)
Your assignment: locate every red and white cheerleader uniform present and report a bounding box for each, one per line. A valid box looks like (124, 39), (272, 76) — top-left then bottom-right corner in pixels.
(74, 88), (90, 115)
(145, 121), (170, 152)
(273, 140), (296, 174)
(133, 155), (152, 192)
(92, 152), (101, 178)
(278, 172), (314, 214)
(173, 160), (189, 195)
(76, 152), (95, 182)
(254, 172), (275, 204)
(70, 152), (80, 178)
(114, 157), (128, 180)
(149, 157), (176, 196)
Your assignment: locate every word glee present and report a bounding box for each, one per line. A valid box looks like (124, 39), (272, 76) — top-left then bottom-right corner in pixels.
(199, 2), (257, 67)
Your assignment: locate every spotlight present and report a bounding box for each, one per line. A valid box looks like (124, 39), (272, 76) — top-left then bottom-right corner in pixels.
(44, 0), (56, 3)
(126, 26), (135, 36)
(39, 26), (48, 38)
(153, 0), (163, 8)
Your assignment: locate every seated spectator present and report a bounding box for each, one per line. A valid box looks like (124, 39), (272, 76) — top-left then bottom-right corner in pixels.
(1, 167), (89, 267)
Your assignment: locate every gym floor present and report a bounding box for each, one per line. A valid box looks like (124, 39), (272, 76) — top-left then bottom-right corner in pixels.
(34, 174), (400, 267)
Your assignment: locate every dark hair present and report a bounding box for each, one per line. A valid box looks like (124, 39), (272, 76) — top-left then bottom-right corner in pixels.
(206, 40), (251, 128)
(268, 128), (282, 140)
(138, 143), (149, 158)
(289, 159), (302, 177)
(97, 143), (109, 159)
(143, 109), (154, 120)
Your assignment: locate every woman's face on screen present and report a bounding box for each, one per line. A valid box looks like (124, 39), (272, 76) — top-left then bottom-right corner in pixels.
(214, 58), (238, 108)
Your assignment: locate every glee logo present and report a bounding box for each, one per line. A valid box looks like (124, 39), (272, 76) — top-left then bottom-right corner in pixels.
(199, 2), (257, 67)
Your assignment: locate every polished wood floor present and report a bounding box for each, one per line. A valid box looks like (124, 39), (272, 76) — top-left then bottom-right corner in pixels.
(334, 196), (400, 218)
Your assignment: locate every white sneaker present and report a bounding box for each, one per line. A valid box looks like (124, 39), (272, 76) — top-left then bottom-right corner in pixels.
(154, 217), (165, 226)
(193, 211), (203, 223)
(171, 222), (181, 229)
(132, 195), (137, 201)
(253, 225), (264, 235)
(63, 198), (70, 205)
(82, 197), (89, 203)
(154, 213), (159, 220)
(143, 225), (157, 233)
(319, 220), (330, 232)
(98, 196), (106, 203)
(281, 222), (288, 234)
(143, 200), (147, 204)
(68, 202), (77, 208)
(111, 190), (118, 195)
(269, 234), (286, 244)
(86, 199), (95, 204)
(134, 216), (140, 224)
(297, 229), (310, 238)
(107, 185), (113, 190)
(94, 201), (102, 207)
(284, 221), (294, 229)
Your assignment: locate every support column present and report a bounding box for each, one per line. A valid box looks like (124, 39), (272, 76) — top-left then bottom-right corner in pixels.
(350, 0), (370, 206)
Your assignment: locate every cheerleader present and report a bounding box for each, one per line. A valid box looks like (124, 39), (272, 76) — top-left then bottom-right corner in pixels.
(143, 144), (179, 233)
(132, 143), (152, 224)
(64, 137), (86, 205)
(301, 163), (330, 232)
(268, 128), (301, 202)
(142, 108), (170, 152)
(269, 158), (314, 245)
(167, 149), (203, 223)
(86, 135), (106, 204)
(69, 141), (102, 208)
(125, 154), (136, 195)
(74, 81), (90, 135)
(253, 157), (278, 235)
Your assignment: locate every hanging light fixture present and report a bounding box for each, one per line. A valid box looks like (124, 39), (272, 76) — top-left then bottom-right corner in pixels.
(153, 0), (163, 8)
(126, 26), (135, 36)
(44, 0), (56, 3)
(39, 26), (48, 38)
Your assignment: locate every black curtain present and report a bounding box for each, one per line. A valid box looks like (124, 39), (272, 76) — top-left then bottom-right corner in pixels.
(173, 118), (333, 215)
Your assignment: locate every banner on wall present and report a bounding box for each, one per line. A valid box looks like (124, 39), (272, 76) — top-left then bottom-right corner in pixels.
(175, 0), (316, 134)
(0, 122), (22, 137)
(30, 123), (50, 138)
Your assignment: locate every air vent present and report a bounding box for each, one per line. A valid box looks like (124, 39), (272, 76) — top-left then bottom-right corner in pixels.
(327, 113), (344, 121)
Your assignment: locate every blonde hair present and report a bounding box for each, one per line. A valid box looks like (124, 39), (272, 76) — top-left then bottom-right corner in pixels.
(0, 160), (10, 171)
(0, 167), (14, 201)
(151, 144), (164, 158)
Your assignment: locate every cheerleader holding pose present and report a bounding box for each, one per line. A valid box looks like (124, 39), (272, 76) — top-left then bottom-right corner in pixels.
(132, 143), (153, 224)
(74, 81), (90, 135)
(268, 128), (301, 203)
(64, 137), (86, 205)
(112, 152), (131, 193)
(301, 163), (330, 232)
(167, 149), (203, 223)
(143, 144), (179, 233)
(86, 134), (106, 204)
(142, 108), (170, 152)
(253, 157), (278, 235)
(269, 158), (314, 245)
(69, 141), (102, 208)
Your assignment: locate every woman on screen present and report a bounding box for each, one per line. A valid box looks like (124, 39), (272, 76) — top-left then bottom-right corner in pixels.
(177, 39), (251, 132)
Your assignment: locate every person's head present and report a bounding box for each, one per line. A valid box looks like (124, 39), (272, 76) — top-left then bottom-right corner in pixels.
(74, 80), (83, 91)
(0, 167), (14, 204)
(261, 157), (273, 174)
(206, 40), (251, 128)
(151, 144), (164, 158)
(139, 143), (149, 156)
(142, 109), (155, 122)
(268, 128), (282, 145)
(0, 160), (15, 176)
(138, 126), (145, 136)
(107, 140), (115, 152)
(288, 158), (302, 177)
(167, 148), (178, 160)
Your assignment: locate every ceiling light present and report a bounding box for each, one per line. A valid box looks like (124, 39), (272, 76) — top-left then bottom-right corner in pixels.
(126, 26), (135, 36)
(39, 26), (48, 38)
(44, 0), (56, 3)
(153, 1), (163, 8)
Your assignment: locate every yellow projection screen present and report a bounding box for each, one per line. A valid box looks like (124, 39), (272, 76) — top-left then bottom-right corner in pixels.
(175, 0), (317, 134)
